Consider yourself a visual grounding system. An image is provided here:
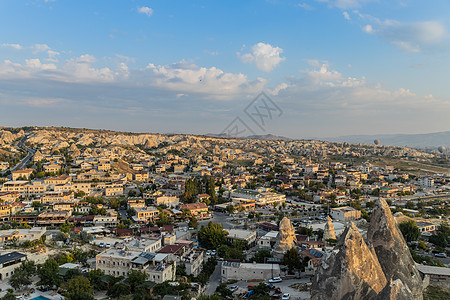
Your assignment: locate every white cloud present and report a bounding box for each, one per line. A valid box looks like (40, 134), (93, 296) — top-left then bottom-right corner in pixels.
(273, 61), (449, 117)
(298, 3), (314, 10)
(343, 11), (350, 20)
(0, 55), (267, 99)
(2, 43), (22, 50)
(204, 50), (219, 56)
(32, 44), (50, 53)
(378, 21), (447, 52)
(138, 6), (154, 16)
(316, 0), (373, 9)
(363, 24), (374, 34)
(238, 42), (286, 72)
(147, 60), (266, 98)
(355, 12), (447, 53)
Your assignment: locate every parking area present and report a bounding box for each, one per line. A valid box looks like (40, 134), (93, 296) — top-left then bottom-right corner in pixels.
(91, 236), (122, 248)
(226, 278), (312, 300)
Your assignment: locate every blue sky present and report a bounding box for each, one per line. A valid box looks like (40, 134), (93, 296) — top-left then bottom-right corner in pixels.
(0, 0), (449, 138)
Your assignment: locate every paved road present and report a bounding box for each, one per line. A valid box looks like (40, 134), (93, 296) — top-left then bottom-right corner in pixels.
(205, 263), (221, 295)
(10, 136), (35, 172)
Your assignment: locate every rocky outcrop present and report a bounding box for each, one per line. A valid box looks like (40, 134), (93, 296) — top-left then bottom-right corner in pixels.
(275, 217), (297, 252)
(324, 215), (336, 241)
(367, 199), (423, 300)
(311, 222), (387, 300)
(375, 279), (414, 300)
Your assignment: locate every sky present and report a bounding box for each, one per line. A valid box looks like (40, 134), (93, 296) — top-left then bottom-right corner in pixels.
(0, 0), (450, 139)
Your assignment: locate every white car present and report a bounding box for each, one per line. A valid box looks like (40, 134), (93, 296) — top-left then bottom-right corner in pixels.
(228, 285), (238, 292)
(282, 293), (290, 300)
(206, 250), (212, 255)
(268, 277), (282, 283)
(105, 243), (111, 248)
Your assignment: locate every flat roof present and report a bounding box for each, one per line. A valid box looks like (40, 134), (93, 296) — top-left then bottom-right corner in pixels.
(0, 252), (27, 264)
(416, 265), (450, 276)
(227, 229), (256, 239)
(222, 261), (281, 270)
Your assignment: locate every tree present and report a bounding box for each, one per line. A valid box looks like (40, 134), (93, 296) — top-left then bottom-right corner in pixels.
(9, 261), (36, 290)
(31, 201), (42, 209)
(88, 269), (105, 291)
(59, 221), (73, 234)
(0, 292), (16, 300)
(429, 221), (450, 249)
(38, 258), (61, 289)
(188, 216), (199, 229)
(283, 248), (301, 274)
(252, 282), (270, 297)
(107, 282), (130, 299)
(127, 270), (147, 292)
(198, 222), (227, 249)
(399, 220), (420, 242)
(61, 276), (94, 300)
(215, 282), (232, 298)
(251, 249), (272, 263)
(156, 211), (172, 226)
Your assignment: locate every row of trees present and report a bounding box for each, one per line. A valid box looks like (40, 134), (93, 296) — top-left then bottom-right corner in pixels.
(8, 258), (157, 300)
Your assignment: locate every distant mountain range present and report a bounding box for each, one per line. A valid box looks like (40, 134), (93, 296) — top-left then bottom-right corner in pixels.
(324, 131), (450, 148)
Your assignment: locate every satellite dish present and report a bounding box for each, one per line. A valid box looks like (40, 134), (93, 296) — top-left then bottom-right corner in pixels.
(374, 139), (380, 146)
(438, 146), (446, 153)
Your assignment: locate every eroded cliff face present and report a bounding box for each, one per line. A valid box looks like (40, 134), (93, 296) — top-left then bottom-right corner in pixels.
(375, 279), (414, 300)
(311, 222), (387, 300)
(367, 198), (423, 300)
(312, 198), (423, 300)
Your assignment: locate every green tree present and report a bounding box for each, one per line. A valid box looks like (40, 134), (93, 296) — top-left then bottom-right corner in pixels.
(0, 292), (16, 300)
(197, 295), (224, 300)
(156, 211), (172, 226)
(188, 216), (199, 229)
(198, 222), (227, 249)
(59, 221), (73, 234)
(38, 258), (61, 289)
(251, 249), (272, 263)
(215, 283), (232, 298)
(61, 276), (94, 300)
(283, 248), (301, 274)
(31, 201), (42, 209)
(429, 221), (450, 249)
(88, 269), (105, 291)
(9, 261), (36, 290)
(399, 220), (420, 242)
(107, 282), (130, 299)
(127, 270), (147, 293)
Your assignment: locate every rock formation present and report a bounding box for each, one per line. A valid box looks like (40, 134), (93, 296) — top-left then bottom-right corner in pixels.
(324, 215), (336, 241)
(311, 222), (387, 300)
(275, 217), (297, 252)
(367, 198), (423, 300)
(375, 279), (414, 300)
(312, 198), (424, 300)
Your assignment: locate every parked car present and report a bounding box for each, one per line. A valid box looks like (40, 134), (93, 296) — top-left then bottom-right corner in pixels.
(247, 285), (256, 290)
(229, 285), (238, 292)
(105, 243), (111, 248)
(281, 293), (290, 300)
(269, 277), (282, 283)
(206, 250), (212, 255)
(99, 242), (104, 248)
(435, 253), (447, 258)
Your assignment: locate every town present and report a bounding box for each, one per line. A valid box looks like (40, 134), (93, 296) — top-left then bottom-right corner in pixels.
(0, 127), (448, 300)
